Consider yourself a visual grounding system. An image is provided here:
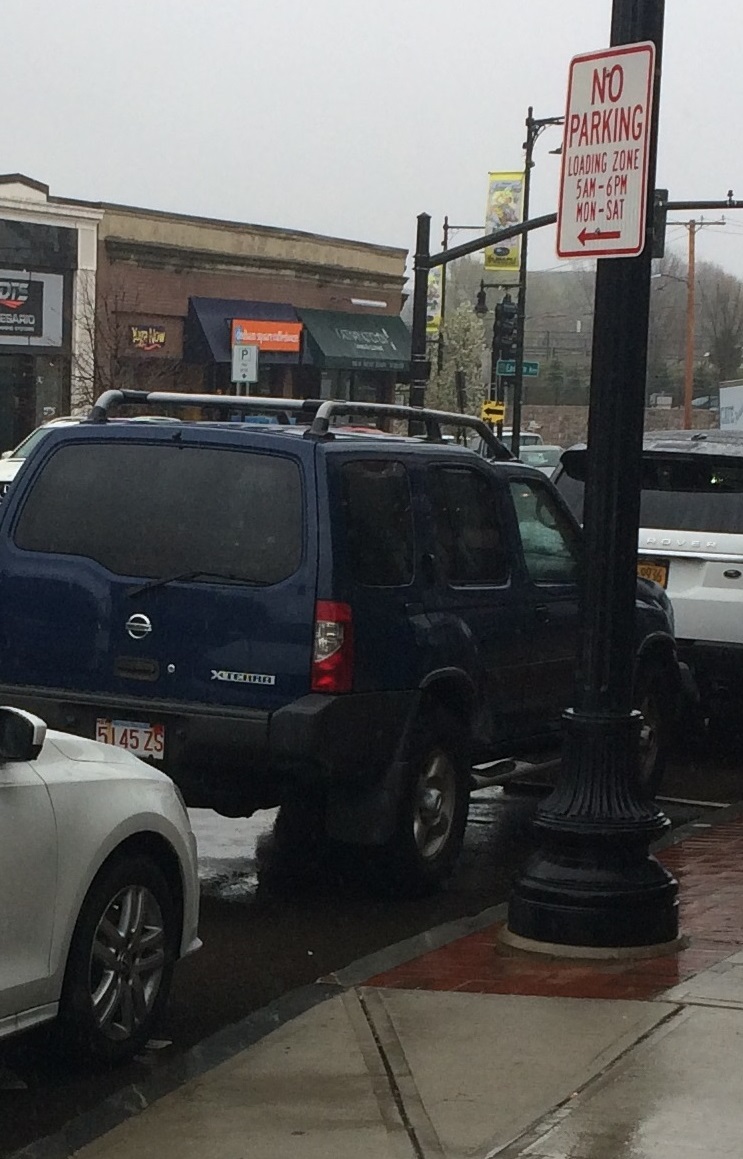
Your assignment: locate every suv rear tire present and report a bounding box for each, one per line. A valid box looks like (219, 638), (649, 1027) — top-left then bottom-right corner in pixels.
(366, 710), (470, 896)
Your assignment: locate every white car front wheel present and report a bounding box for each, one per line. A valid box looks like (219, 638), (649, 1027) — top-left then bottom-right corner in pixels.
(58, 855), (177, 1064)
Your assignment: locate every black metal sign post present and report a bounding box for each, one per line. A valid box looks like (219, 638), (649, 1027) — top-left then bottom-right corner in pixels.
(408, 213), (432, 413)
(507, 0), (679, 950)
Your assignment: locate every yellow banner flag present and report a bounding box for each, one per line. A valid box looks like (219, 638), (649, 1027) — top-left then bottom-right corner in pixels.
(484, 172), (524, 274)
(426, 267), (443, 335)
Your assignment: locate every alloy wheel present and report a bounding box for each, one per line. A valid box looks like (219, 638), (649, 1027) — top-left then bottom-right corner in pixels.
(89, 885), (166, 1042)
(412, 750), (458, 861)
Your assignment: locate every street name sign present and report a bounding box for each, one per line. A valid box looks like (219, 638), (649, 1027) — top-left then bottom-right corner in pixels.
(496, 359), (540, 377)
(557, 42), (655, 259)
(481, 400), (506, 423)
(231, 342), (258, 384)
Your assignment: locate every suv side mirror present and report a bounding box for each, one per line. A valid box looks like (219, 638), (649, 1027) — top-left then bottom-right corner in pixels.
(0, 707), (46, 761)
(1, 450), (13, 460)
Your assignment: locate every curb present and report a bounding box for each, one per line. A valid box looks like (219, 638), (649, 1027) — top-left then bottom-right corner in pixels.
(11, 795), (741, 1159)
(323, 902), (509, 988)
(9, 983), (340, 1159)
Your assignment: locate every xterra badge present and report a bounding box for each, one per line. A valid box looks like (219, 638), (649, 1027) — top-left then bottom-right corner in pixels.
(210, 670), (276, 686)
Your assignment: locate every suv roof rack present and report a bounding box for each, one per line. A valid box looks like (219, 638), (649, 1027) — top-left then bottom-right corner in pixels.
(86, 390), (512, 461)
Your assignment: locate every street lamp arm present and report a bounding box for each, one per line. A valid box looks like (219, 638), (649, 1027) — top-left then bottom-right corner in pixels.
(667, 199), (743, 211)
(429, 212), (557, 267)
(524, 116), (565, 155)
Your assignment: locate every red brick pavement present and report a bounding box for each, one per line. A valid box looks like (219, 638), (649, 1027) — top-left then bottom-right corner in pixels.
(366, 819), (743, 1001)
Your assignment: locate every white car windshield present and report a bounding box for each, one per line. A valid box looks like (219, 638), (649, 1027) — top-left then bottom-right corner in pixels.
(520, 447), (562, 469)
(6, 425), (59, 460)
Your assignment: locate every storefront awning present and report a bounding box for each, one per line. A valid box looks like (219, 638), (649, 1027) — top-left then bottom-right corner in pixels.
(298, 309), (411, 370)
(185, 298), (301, 365)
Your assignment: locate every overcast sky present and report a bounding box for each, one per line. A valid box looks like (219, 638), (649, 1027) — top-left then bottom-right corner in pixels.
(5, 0), (742, 284)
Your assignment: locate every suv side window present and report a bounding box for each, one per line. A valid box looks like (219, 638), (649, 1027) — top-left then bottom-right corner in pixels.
(429, 466), (509, 586)
(510, 478), (580, 585)
(340, 460), (414, 587)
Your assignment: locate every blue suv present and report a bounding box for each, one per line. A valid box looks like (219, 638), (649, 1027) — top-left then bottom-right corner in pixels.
(0, 393), (680, 893)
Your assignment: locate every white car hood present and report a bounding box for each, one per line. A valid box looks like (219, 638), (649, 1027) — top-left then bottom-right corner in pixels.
(44, 730), (171, 780)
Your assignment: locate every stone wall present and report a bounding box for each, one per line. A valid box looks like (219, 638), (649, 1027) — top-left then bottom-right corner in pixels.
(521, 405), (718, 448)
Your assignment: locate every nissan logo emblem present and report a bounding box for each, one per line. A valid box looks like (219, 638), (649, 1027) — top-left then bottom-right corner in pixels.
(126, 613), (153, 640)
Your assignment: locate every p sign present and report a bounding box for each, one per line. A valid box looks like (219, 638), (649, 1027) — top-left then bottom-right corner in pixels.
(231, 342), (258, 384)
(557, 42), (655, 259)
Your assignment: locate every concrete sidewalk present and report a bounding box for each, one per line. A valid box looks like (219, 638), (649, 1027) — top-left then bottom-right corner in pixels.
(47, 814), (743, 1158)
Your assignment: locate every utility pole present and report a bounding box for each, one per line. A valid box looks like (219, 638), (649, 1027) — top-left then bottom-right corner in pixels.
(673, 217), (725, 428)
(437, 217), (448, 373)
(683, 220), (697, 429)
(511, 108), (563, 459)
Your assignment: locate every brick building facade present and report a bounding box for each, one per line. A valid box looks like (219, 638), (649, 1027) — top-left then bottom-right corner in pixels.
(86, 198), (409, 407)
(0, 175), (410, 445)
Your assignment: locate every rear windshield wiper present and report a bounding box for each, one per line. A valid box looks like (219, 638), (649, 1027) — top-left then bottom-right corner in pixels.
(127, 571), (268, 597)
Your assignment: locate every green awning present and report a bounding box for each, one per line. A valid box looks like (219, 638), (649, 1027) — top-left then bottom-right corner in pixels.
(298, 308), (411, 371)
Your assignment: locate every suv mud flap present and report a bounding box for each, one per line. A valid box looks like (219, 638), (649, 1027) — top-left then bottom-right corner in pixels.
(269, 691), (416, 782)
(325, 759), (411, 845)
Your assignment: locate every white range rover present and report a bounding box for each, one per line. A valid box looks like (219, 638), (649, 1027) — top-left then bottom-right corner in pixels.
(554, 429), (743, 736)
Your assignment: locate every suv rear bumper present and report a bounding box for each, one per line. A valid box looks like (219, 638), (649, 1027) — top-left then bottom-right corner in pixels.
(0, 685), (417, 812)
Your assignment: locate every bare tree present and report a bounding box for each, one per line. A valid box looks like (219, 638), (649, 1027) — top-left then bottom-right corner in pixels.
(71, 271), (180, 410)
(699, 263), (743, 381)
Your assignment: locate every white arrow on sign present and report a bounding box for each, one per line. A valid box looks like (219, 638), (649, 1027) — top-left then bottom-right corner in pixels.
(557, 41), (655, 260)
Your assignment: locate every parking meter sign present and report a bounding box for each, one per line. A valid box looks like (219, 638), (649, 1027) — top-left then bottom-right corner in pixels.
(557, 42), (655, 260)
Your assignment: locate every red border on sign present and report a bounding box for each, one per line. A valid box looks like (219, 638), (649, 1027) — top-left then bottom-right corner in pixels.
(557, 41), (656, 260)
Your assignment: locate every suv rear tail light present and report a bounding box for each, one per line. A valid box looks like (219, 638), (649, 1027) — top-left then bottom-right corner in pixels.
(312, 601), (353, 693)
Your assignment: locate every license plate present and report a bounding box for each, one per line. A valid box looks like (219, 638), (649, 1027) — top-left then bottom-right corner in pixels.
(637, 559), (669, 588)
(96, 718), (165, 759)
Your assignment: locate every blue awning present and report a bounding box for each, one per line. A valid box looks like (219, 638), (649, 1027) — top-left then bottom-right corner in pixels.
(184, 297), (301, 365)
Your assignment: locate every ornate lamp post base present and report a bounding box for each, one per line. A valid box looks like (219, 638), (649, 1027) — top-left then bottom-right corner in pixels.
(508, 709), (679, 949)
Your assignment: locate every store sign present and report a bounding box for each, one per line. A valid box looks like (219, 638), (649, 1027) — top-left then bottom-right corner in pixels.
(130, 324), (167, 352)
(0, 277), (44, 337)
(0, 269), (63, 347)
(231, 319), (302, 353)
(335, 323), (399, 358)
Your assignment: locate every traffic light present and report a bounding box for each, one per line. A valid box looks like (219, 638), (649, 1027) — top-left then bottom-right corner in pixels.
(495, 294), (518, 360)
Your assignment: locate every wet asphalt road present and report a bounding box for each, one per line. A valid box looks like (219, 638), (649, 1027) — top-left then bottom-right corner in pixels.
(1, 753), (740, 1158)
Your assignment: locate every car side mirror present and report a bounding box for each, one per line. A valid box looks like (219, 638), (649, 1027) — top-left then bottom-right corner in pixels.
(0, 707), (46, 761)
(1, 450), (12, 460)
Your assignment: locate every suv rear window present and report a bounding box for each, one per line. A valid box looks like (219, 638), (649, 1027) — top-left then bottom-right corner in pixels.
(14, 442), (303, 584)
(557, 455), (743, 534)
(340, 460), (414, 586)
